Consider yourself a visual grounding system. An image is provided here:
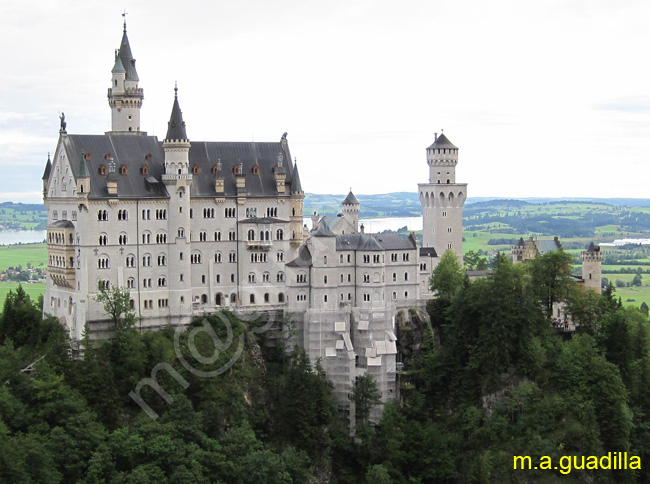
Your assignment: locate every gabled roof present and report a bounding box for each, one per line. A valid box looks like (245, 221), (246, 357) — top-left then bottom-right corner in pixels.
(165, 90), (188, 141)
(42, 155), (52, 180)
(427, 133), (457, 150)
(117, 29), (139, 82)
(342, 190), (359, 205)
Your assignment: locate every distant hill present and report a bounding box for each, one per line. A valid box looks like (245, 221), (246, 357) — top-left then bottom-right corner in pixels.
(305, 193), (650, 218)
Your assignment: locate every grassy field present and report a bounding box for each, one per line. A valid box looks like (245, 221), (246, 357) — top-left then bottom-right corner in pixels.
(0, 243), (47, 271)
(0, 281), (46, 304)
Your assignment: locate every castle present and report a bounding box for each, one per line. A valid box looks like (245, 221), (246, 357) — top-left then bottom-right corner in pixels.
(41, 22), (467, 417)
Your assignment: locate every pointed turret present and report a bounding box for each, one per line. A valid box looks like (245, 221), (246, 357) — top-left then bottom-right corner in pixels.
(165, 86), (188, 141)
(107, 18), (144, 134)
(42, 154), (52, 181)
(163, 86), (191, 178)
(291, 161), (303, 194)
(77, 153), (91, 196)
(116, 23), (139, 82)
(42, 154), (52, 198)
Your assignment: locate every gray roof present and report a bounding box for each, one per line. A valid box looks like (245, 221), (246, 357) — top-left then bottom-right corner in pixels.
(536, 238), (561, 254)
(59, 134), (298, 200)
(42, 155), (52, 180)
(316, 215), (346, 234)
(420, 247), (438, 257)
(428, 133), (457, 150)
(77, 156), (90, 178)
(585, 242), (600, 253)
(111, 55), (126, 74)
(291, 162), (303, 193)
(342, 190), (359, 205)
(165, 91), (188, 141)
(335, 233), (417, 252)
(50, 220), (74, 229)
(286, 245), (312, 268)
(240, 217), (288, 224)
(117, 29), (139, 82)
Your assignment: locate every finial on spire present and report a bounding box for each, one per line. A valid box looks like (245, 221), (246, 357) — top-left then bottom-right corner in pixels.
(122, 10), (128, 33)
(174, 81), (178, 98)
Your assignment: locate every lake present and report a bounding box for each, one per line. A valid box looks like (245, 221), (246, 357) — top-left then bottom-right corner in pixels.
(600, 238), (650, 247)
(0, 230), (47, 245)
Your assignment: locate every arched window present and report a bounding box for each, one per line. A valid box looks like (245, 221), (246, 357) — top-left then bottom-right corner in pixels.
(120, 165), (127, 175)
(249, 294), (255, 304)
(276, 229), (283, 240)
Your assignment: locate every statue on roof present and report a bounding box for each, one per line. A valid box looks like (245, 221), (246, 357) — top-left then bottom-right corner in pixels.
(59, 112), (66, 133)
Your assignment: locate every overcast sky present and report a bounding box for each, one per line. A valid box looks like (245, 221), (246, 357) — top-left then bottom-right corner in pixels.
(2, 0), (649, 203)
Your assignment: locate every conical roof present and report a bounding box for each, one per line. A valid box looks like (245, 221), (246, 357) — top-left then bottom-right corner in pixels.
(42, 155), (51, 180)
(585, 242), (600, 253)
(117, 28), (139, 81)
(111, 55), (126, 74)
(342, 190), (359, 205)
(291, 161), (303, 193)
(427, 133), (457, 149)
(165, 88), (188, 141)
(77, 156), (90, 178)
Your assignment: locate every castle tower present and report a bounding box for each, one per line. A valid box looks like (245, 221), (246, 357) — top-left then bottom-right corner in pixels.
(341, 190), (360, 233)
(418, 133), (467, 260)
(107, 19), (145, 134)
(581, 242), (603, 293)
(161, 87), (193, 321)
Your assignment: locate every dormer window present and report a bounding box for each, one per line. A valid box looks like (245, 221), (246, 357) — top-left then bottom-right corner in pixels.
(193, 165), (199, 175)
(104, 153), (112, 160)
(233, 165), (241, 175)
(120, 165), (127, 175)
(141, 165), (149, 175)
(84, 153), (91, 161)
(212, 165), (218, 175)
(99, 165), (107, 175)
(252, 165), (259, 175)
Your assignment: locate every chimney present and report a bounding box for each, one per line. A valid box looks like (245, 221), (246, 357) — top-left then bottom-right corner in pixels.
(311, 212), (319, 230)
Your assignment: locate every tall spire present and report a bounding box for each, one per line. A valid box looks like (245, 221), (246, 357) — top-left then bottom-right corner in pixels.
(291, 160), (303, 193)
(108, 15), (144, 134)
(165, 86), (188, 141)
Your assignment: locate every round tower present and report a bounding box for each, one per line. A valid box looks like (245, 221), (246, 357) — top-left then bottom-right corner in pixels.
(107, 19), (145, 134)
(581, 242), (603, 293)
(342, 190), (360, 233)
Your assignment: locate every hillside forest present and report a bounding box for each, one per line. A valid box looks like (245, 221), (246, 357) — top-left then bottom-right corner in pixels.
(1, 249), (649, 483)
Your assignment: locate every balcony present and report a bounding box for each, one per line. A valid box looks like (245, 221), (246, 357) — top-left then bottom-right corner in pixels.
(49, 266), (75, 288)
(246, 240), (273, 251)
